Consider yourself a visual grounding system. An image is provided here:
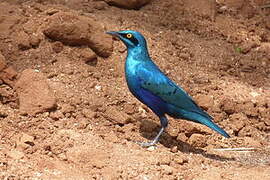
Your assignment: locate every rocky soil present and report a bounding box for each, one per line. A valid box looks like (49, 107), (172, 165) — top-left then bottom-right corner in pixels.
(0, 0), (269, 179)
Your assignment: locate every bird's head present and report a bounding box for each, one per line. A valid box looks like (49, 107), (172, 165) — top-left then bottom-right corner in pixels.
(106, 30), (147, 49)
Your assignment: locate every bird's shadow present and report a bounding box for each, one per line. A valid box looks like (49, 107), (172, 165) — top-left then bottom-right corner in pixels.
(139, 120), (235, 162)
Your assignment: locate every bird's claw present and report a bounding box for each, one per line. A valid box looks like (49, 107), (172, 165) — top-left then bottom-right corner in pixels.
(135, 140), (157, 148)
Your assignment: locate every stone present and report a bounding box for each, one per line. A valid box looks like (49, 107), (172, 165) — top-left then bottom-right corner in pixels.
(258, 107), (270, 125)
(242, 101), (258, 117)
(93, 1), (108, 10)
(7, 149), (24, 160)
(0, 84), (17, 104)
(265, 19), (270, 30)
(45, 8), (60, 15)
(29, 34), (41, 47)
(66, 145), (109, 169)
(170, 146), (178, 153)
(20, 133), (35, 145)
(43, 11), (113, 57)
(184, 0), (217, 20)
(52, 41), (64, 53)
(220, 98), (237, 115)
(16, 31), (31, 50)
(104, 0), (152, 9)
(0, 53), (7, 71)
(2, 67), (17, 81)
(0, 4), (20, 36)
(124, 103), (136, 115)
(76, 117), (91, 130)
(187, 133), (207, 148)
(80, 48), (97, 64)
(240, 41), (257, 54)
(222, 0), (263, 18)
(176, 133), (188, 142)
(157, 155), (172, 165)
(195, 94), (214, 111)
(229, 113), (247, 133)
(238, 126), (260, 137)
(223, 0), (245, 9)
(61, 103), (75, 115)
(16, 133), (35, 150)
(105, 106), (132, 125)
(50, 110), (64, 120)
(240, 2), (256, 18)
(15, 69), (57, 115)
(0, 53), (17, 87)
(0, 109), (8, 118)
(243, 137), (262, 147)
(140, 120), (159, 133)
(160, 165), (174, 175)
(177, 121), (212, 137)
(167, 126), (179, 138)
(147, 146), (156, 151)
(174, 155), (188, 165)
(258, 43), (270, 57)
(81, 109), (96, 119)
(178, 52), (190, 60)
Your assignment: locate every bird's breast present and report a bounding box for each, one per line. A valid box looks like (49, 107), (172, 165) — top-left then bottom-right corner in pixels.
(124, 57), (142, 93)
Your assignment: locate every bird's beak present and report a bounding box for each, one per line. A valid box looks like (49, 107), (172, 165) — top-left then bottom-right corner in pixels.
(106, 31), (120, 38)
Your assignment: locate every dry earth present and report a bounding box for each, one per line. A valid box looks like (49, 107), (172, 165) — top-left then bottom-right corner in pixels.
(0, 0), (270, 179)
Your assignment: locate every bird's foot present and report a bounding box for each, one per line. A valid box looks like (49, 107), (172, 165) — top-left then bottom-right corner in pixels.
(135, 140), (157, 148)
(135, 127), (165, 148)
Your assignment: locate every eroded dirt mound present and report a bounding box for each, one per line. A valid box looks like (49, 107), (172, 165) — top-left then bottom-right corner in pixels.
(15, 69), (56, 115)
(0, 0), (269, 179)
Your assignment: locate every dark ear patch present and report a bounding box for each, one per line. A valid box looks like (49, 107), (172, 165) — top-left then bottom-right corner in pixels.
(120, 33), (139, 46)
(130, 37), (139, 46)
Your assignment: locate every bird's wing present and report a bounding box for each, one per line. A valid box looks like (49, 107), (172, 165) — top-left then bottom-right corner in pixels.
(136, 63), (211, 119)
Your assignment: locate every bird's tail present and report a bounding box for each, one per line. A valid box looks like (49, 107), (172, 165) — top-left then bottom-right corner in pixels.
(168, 106), (230, 138)
(191, 114), (230, 138)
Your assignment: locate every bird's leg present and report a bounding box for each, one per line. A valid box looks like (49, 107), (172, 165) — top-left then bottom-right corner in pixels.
(138, 127), (165, 147)
(138, 116), (168, 147)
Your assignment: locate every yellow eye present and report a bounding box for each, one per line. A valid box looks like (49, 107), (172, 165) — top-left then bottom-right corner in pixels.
(126, 33), (132, 38)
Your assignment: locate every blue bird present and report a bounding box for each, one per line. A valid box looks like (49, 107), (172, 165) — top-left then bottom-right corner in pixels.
(107, 30), (230, 147)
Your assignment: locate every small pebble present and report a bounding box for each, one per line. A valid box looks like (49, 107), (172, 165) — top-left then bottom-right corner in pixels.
(95, 85), (102, 91)
(171, 146), (178, 153)
(147, 146), (156, 151)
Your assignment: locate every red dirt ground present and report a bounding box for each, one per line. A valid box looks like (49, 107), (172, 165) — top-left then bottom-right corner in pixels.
(0, 0), (269, 179)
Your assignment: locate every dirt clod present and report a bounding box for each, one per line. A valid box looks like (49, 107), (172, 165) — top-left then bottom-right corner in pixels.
(174, 155), (188, 165)
(104, 0), (152, 9)
(51, 41), (64, 53)
(0, 53), (17, 87)
(220, 98), (237, 115)
(188, 133), (207, 148)
(15, 69), (56, 115)
(16, 133), (35, 150)
(195, 94), (214, 111)
(16, 31), (31, 50)
(80, 48), (97, 64)
(7, 150), (24, 160)
(50, 110), (64, 120)
(105, 106), (132, 125)
(170, 146), (178, 153)
(43, 11), (113, 57)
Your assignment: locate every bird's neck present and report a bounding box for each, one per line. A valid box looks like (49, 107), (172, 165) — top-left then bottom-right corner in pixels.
(127, 46), (150, 62)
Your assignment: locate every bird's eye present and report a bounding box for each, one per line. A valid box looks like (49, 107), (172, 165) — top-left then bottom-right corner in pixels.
(126, 33), (132, 38)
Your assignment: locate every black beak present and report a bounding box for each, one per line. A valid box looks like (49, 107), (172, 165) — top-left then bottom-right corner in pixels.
(106, 31), (119, 37)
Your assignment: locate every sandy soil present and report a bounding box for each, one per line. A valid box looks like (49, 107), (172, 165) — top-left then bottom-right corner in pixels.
(0, 0), (269, 179)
